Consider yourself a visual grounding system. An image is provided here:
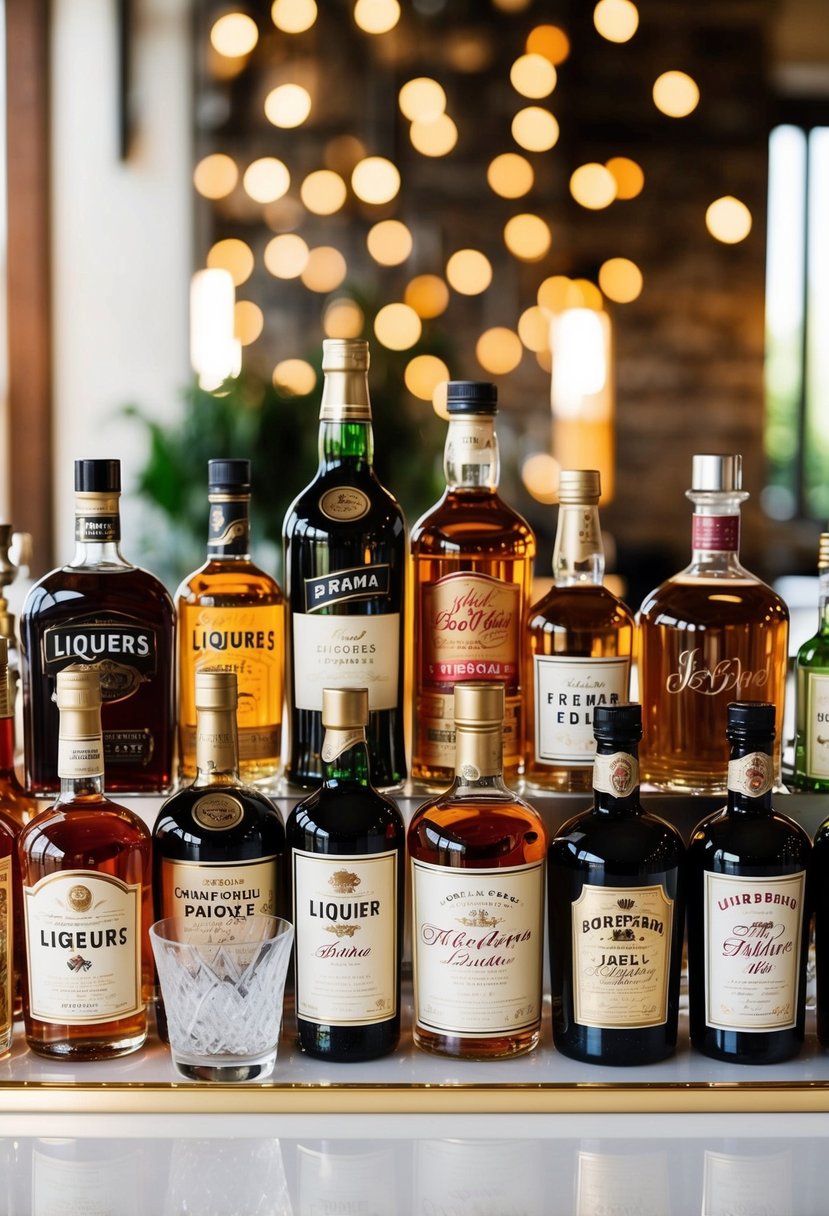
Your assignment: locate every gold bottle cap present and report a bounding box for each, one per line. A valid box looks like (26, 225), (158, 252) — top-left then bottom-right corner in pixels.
(56, 666), (102, 711)
(819, 533), (829, 569)
(322, 687), (369, 729)
(453, 682), (505, 728)
(195, 670), (238, 712)
(558, 469), (601, 505)
(322, 339), (370, 373)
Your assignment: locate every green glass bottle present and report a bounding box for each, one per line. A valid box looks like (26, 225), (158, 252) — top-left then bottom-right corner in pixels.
(794, 533), (829, 790)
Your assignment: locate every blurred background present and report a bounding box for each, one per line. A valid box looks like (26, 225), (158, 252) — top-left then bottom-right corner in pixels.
(1, 0), (827, 615)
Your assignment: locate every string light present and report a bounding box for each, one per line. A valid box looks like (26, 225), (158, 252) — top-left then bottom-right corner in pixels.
(487, 153), (534, 199)
(503, 214), (552, 261)
(207, 239), (254, 286)
(210, 13), (259, 57)
(264, 233), (309, 278)
(446, 249), (493, 295)
(234, 300), (264, 346)
(301, 246), (348, 291)
(593, 0), (639, 43)
(264, 83), (312, 128)
(605, 156), (644, 199)
(399, 77), (446, 122)
(510, 54), (557, 99)
(374, 303), (422, 350)
(522, 452), (560, 503)
(351, 157), (401, 204)
(243, 158), (290, 203)
(271, 0), (318, 34)
(410, 115), (458, 157)
(705, 196), (752, 243)
(353, 0), (400, 35)
(569, 163), (617, 209)
(405, 355), (450, 400)
(476, 327), (522, 374)
(273, 359), (317, 394)
(518, 306), (551, 351)
(367, 219), (413, 265)
(598, 257), (643, 302)
(300, 169), (347, 215)
(324, 298), (365, 338)
(526, 24), (570, 65)
(653, 71), (700, 118)
(512, 107), (559, 153)
(405, 274), (450, 318)
(193, 154), (238, 200)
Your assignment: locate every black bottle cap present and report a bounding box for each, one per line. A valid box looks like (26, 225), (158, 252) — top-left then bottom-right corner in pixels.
(208, 459), (251, 491)
(74, 460), (121, 493)
(446, 381), (498, 415)
(593, 703), (642, 742)
(726, 701), (776, 736)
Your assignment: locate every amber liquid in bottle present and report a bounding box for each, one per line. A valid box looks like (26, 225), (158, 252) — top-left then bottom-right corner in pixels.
(410, 385), (535, 786)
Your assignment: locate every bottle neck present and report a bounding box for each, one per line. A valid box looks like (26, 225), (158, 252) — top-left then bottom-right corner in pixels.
(449, 722), (511, 796)
(726, 737), (774, 814)
(818, 569), (829, 634)
(321, 728), (372, 788)
(444, 415), (499, 491)
(194, 707), (241, 786)
(592, 741), (641, 814)
(56, 708), (106, 801)
(553, 502), (604, 586)
(319, 421), (374, 470)
(207, 491), (251, 559)
(71, 492), (129, 567)
(318, 367), (373, 470)
(686, 489), (749, 573)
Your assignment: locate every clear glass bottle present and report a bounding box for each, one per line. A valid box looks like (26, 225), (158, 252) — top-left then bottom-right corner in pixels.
(687, 702), (810, 1064)
(793, 532), (829, 790)
(287, 687), (405, 1062)
(410, 382), (535, 786)
(408, 682), (547, 1059)
(547, 703), (685, 1065)
(283, 340), (407, 790)
(20, 459), (175, 794)
(638, 454), (789, 793)
(176, 459), (285, 787)
(18, 667), (152, 1059)
(524, 469), (634, 792)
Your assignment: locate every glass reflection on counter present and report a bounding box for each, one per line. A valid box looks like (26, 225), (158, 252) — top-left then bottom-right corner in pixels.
(413, 1139), (545, 1216)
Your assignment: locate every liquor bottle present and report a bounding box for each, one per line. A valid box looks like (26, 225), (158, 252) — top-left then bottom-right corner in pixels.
(287, 687), (404, 1061)
(20, 459), (175, 794)
(408, 682), (547, 1058)
(687, 701), (810, 1064)
(176, 459), (285, 787)
(153, 670), (285, 938)
(18, 667), (152, 1059)
(524, 469), (634, 792)
(410, 382), (535, 786)
(547, 703), (685, 1065)
(282, 339), (407, 790)
(638, 454), (789, 793)
(793, 532), (829, 790)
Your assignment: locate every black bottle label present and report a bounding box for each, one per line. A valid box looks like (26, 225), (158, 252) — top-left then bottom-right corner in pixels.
(304, 563), (390, 611)
(207, 498), (250, 555)
(43, 614), (158, 702)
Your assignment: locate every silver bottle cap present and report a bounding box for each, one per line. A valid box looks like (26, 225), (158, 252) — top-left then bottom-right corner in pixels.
(691, 454), (742, 492)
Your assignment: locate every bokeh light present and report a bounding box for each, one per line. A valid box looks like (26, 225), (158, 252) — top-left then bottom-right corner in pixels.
(503, 213), (552, 261)
(234, 300), (264, 346)
(193, 154), (238, 199)
(243, 157), (291, 203)
(537, 275), (573, 314)
(569, 162), (617, 209)
(476, 327), (523, 374)
(210, 13), (259, 57)
(264, 233), (309, 278)
(374, 303), (422, 350)
(301, 246), (348, 291)
(510, 53), (557, 99)
(405, 274), (450, 318)
(598, 257), (643, 302)
(432, 379), (450, 420)
(494, 0), (532, 9)
(446, 249), (493, 295)
(705, 196), (752, 243)
(526, 24), (570, 65)
(512, 107), (559, 153)
(207, 239), (254, 287)
(399, 77), (447, 122)
(324, 297), (365, 338)
(264, 83), (312, 128)
(605, 156), (645, 199)
(487, 152), (534, 199)
(518, 305), (551, 351)
(273, 359), (317, 395)
(300, 169), (347, 215)
(367, 219), (413, 265)
(351, 157), (401, 204)
(271, 0), (318, 34)
(653, 71), (700, 118)
(325, 134), (367, 174)
(405, 354), (450, 401)
(353, 0), (401, 35)
(410, 114), (458, 157)
(522, 452), (560, 503)
(571, 279), (604, 310)
(593, 0), (639, 43)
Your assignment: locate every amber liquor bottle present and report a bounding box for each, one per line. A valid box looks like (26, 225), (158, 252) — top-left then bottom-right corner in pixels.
(687, 702), (810, 1064)
(20, 460), (175, 794)
(638, 454), (789, 793)
(18, 667), (152, 1059)
(794, 533), (829, 790)
(282, 340), (407, 790)
(548, 703), (685, 1065)
(410, 382), (535, 786)
(525, 469), (634, 792)
(177, 459), (285, 787)
(287, 687), (404, 1062)
(408, 682), (547, 1059)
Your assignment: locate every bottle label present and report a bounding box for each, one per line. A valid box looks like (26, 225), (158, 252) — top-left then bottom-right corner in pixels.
(411, 858), (545, 1037)
(321, 728), (366, 762)
(593, 751), (639, 797)
(533, 655), (630, 764)
(298, 1145), (396, 1216)
(160, 857), (278, 943)
(293, 849), (398, 1027)
(319, 487), (371, 522)
(702, 1150), (793, 1216)
(104, 729), (154, 768)
(692, 514), (740, 552)
(304, 563), (390, 611)
(74, 492), (121, 544)
(703, 870), (806, 1032)
(43, 614), (158, 701)
(576, 1151), (671, 1216)
(32, 1145), (141, 1216)
(805, 671), (829, 778)
(293, 613), (400, 711)
(558, 505), (602, 564)
(571, 883), (674, 1029)
(665, 647), (771, 698)
(191, 793), (245, 831)
(445, 419), (495, 473)
(422, 572), (520, 686)
(57, 735), (105, 780)
(727, 751), (773, 797)
(23, 871), (143, 1024)
(0, 856), (10, 1034)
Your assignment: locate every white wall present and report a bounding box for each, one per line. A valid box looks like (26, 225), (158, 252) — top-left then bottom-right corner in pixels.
(51, 0), (192, 561)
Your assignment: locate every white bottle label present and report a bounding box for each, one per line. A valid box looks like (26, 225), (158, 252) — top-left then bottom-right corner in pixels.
(24, 871), (143, 1025)
(445, 419), (495, 471)
(702, 1150), (793, 1216)
(411, 858), (545, 1037)
(592, 750), (639, 798)
(293, 849), (398, 1027)
(805, 671), (829, 778)
(572, 883), (674, 1029)
(159, 857), (278, 944)
(298, 1144), (398, 1216)
(415, 1139), (545, 1216)
(576, 1152), (671, 1216)
(32, 1147), (141, 1216)
(293, 612), (399, 711)
(727, 751), (773, 798)
(533, 655), (630, 764)
(703, 870), (806, 1032)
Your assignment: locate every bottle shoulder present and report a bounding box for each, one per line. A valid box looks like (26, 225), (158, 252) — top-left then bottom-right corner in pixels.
(410, 492), (536, 554)
(23, 563), (175, 622)
(284, 467), (406, 538)
(688, 805), (812, 864)
(549, 806), (685, 867)
(288, 784), (405, 838)
(21, 796), (152, 848)
(176, 559), (284, 606)
(154, 783), (285, 844)
(639, 571), (789, 626)
(528, 583), (635, 630)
